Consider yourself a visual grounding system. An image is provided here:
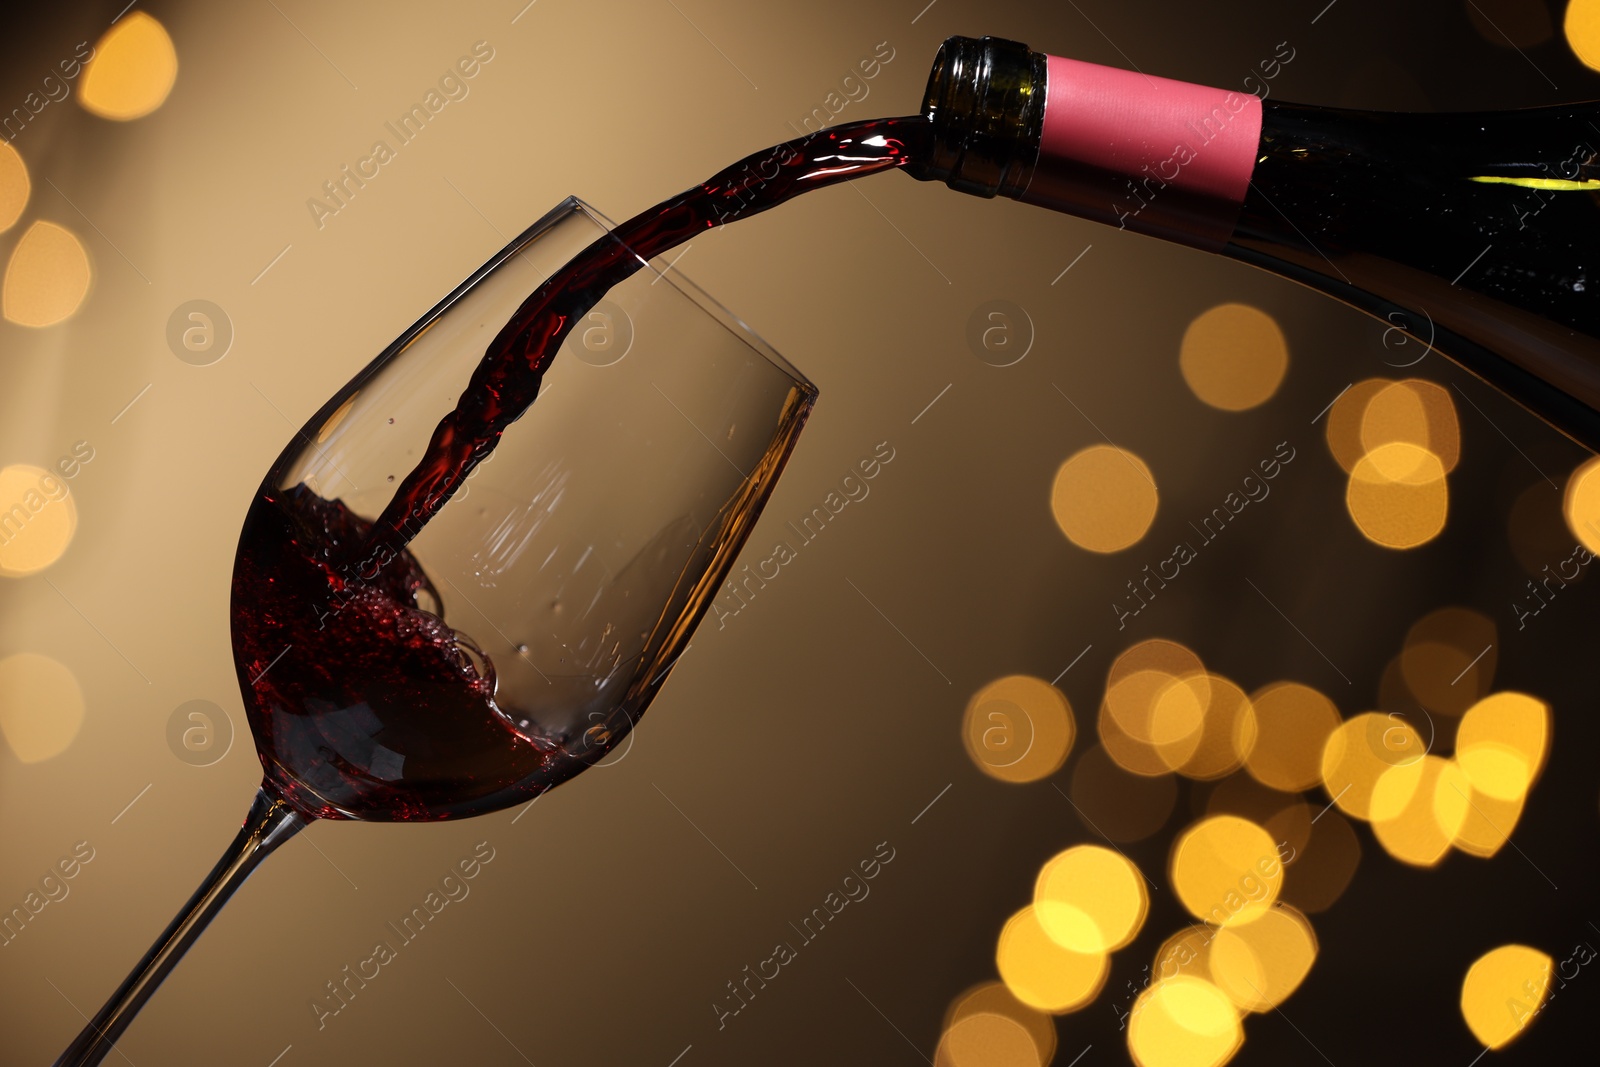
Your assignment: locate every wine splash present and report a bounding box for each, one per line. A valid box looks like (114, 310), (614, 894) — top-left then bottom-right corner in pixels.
(231, 117), (930, 820)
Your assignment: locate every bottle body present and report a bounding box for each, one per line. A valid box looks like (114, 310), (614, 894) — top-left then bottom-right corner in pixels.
(1234, 103), (1600, 452)
(910, 36), (1600, 453)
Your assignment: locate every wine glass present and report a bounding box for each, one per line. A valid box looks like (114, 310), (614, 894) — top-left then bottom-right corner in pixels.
(54, 197), (816, 1065)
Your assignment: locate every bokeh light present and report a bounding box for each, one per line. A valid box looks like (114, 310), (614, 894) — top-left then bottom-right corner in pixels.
(1562, 455), (1600, 554)
(79, 12), (179, 121)
(962, 675), (1076, 784)
(1399, 606), (1497, 716)
(1319, 712), (1424, 821)
(1101, 698), (1186, 778)
(1359, 379), (1460, 473)
(1452, 788), (1524, 859)
(0, 463), (80, 576)
(1175, 675), (1256, 781)
(0, 141), (28, 233)
(1170, 815), (1283, 927)
(1127, 976), (1243, 1067)
(1100, 640), (1213, 775)
(1566, 0), (1600, 72)
(1035, 845), (1149, 952)
(995, 905), (1109, 1013)
(1108, 640), (1210, 705)
(1154, 926), (1215, 985)
(934, 1011), (1042, 1067)
(1455, 692), (1549, 802)
(1324, 378), (1391, 473)
(0, 652), (85, 763)
(1105, 670), (1206, 772)
(1070, 742), (1177, 842)
(1460, 944), (1552, 1049)
(1369, 755), (1470, 867)
(3, 221), (91, 328)
(943, 982), (1056, 1067)
(1346, 442), (1449, 549)
(1468, 0), (1553, 48)
(1245, 682), (1340, 792)
(1209, 903), (1317, 1013)
(1178, 303), (1288, 412)
(1051, 444), (1159, 553)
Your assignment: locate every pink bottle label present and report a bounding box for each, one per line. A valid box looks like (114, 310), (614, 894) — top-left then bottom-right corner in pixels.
(1021, 55), (1263, 251)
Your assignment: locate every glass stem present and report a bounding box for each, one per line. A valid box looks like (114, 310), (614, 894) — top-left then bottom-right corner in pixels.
(53, 784), (307, 1067)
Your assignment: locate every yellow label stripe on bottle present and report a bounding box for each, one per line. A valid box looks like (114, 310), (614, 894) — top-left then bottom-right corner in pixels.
(1468, 176), (1600, 191)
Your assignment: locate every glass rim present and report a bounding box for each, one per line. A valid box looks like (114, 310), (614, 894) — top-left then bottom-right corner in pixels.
(352, 196), (815, 398)
(561, 196), (816, 394)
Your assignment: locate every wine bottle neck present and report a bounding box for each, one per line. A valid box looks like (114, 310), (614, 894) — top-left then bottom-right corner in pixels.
(910, 35), (1045, 199)
(910, 36), (1263, 251)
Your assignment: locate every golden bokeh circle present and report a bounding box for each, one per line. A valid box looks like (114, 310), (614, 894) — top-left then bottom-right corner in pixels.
(1346, 442), (1449, 549)
(1051, 444), (1159, 553)
(1035, 845), (1149, 953)
(1100, 640), (1213, 775)
(1110, 639), (1209, 688)
(1453, 788), (1525, 859)
(80, 12), (179, 120)
(1209, 903), (1318, 1013)
(962, 675), (1075, 784)
(1179, 303), (1289, 412)
(1128, 976), (1243, 1067)
(1562, 455), (1600, 554)
(943, 982), (1056, 1066)
(1110, 671), (1207, 752)
(1175, 674), (1257, 781)
(1154, 926), (1216, 985)
(1101, 698), (1186, 778)
(0, 652), (85, 763)
(3, 221), (92, 328)
(1245, 682), (1341, 792)
(1359, 379), (1460, 473)
(0, 463), (79, 576)
(995, 905), (1109, 1014)
(934, 1011), (1042, 1067)
(1566, 0), (1600, 72)
(1456, 692), (1549, 802)
(1170, 815), (1283, 927)
(1370, 755), (1471, 867)
(1320, 713), (1424, 821)
(0, 141), (28, 233)
(1460, 944), (1553, 1049)
(1325, 378), (1392, 473)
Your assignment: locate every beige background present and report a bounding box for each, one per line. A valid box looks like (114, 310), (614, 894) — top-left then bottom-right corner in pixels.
(1, 1), (1597, 1064)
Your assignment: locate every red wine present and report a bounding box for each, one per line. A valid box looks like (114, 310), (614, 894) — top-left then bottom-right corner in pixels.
(230, 118), (927, 821)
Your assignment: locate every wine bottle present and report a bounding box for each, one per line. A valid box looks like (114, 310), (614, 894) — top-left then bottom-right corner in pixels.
(908, 35), (1600, 453)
